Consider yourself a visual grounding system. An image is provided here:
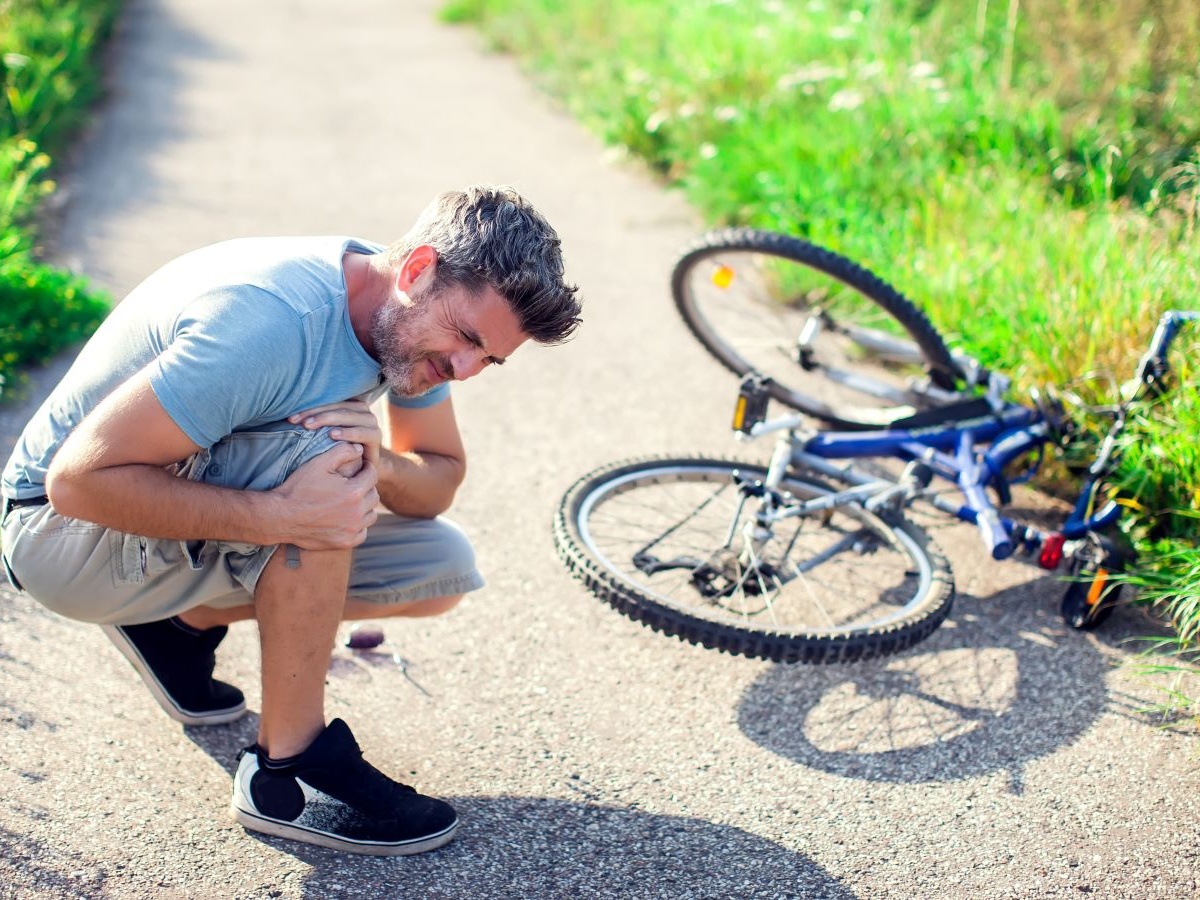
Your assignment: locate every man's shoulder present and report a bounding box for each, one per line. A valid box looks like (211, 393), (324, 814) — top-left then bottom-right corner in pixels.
(163, 236), (379, 286)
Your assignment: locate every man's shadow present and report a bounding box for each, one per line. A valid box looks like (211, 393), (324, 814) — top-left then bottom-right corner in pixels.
(185, 719), (852, 899)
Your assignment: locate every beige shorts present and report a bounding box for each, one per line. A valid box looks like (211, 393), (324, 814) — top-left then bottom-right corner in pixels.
(1, 421), (484, 625)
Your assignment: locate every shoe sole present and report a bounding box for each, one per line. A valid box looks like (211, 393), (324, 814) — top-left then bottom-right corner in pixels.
(101, 625), (247, 726)
(231, 804), (458, 856)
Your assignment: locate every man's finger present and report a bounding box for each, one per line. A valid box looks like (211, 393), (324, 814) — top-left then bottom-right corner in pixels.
(323, 441), (364, 470)
(351, 459), (379, 489)
(328, 426), (379, 442)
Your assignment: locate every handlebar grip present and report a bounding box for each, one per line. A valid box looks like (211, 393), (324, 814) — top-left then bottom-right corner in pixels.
(976, 508), (1013, 560)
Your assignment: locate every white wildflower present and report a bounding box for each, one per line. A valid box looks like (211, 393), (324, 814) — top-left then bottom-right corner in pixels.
(699, 143), (719, 159)
(828, 88), (864, 111)
(713, 105), (739, 122)
(644, 110), (669, 134)
(776, 62), (845, 90)
(909, 61), (938, 80)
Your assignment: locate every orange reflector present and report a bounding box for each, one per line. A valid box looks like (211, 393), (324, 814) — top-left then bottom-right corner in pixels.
(712, 264), (735, 289)
(732, 395), (747, 431)
(1086, 569), (1109, 607)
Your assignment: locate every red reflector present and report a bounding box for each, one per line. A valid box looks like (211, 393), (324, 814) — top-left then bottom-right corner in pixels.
(1038, 533), (1065, 570)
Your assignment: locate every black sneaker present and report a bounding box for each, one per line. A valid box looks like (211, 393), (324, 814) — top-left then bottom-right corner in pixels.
(101, 618), (246, 726)
(230, 718), (458, 856)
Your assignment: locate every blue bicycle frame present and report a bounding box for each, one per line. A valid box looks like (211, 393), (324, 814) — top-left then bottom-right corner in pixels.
(741, 310), (1199, 567)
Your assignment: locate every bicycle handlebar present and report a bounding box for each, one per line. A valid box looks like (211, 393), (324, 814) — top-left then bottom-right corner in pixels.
(1136, 310), (1200, 395)
(952, 429), (1016, 559)
(975, 507), (1013, 560)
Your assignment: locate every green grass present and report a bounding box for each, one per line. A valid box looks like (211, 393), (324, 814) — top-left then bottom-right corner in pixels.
(0, 0), (119, 399)
(444, 0), (1200, 669)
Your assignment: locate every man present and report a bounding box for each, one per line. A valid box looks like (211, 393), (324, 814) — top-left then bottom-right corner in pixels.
(0, 185), (581, 856)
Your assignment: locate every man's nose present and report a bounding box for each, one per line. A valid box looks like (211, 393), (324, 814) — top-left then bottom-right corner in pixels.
(450, 349), (487, 381)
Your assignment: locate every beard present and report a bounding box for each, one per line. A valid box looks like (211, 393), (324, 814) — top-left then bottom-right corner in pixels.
(369, 298), (454, 397)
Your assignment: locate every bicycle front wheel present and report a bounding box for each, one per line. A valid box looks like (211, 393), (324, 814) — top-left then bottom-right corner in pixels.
(672, 229), (961, 428)
(554, 456), (954, 663)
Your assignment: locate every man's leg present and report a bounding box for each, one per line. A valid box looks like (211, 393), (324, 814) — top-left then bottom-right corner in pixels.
(219, 455), (465, 856)
(252, 545), (350, 758)
(228, 538), (459, 855)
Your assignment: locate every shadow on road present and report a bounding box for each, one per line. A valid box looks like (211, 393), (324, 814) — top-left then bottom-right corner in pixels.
(736, 582), (1135, 793)
(0, 826), (112, 897)
(284, 796), (854, 899)
(184, 720), (855, 897)
(184, 713), (261, 774)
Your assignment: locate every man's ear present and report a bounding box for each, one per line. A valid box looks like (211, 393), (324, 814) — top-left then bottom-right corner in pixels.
(396, 244), (438, 294)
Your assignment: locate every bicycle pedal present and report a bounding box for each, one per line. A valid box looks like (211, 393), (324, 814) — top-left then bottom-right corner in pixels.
(732, 374), (772, 434)
(900, 461), (933, 489)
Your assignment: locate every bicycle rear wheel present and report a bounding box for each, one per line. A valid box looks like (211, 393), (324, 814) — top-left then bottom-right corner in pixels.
(672, 229), (961, 429)
(554, 456), (954, 663)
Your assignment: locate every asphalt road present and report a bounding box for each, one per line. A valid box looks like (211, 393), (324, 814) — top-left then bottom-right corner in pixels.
(1, 1), (1197, 897)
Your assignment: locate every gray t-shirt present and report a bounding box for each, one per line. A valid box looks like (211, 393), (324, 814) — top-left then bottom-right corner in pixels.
(2, 235), (448, 498)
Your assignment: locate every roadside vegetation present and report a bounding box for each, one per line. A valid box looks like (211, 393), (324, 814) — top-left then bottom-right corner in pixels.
(445, 0), (1200, 715)
(0, 0), (118, 399)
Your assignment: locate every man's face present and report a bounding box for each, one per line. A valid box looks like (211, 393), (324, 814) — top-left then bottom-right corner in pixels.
(371, 280), (530, 397)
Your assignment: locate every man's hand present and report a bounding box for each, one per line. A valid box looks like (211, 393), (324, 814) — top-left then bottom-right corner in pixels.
(290, 400), (382, 467)
(269, 442), (379, 550)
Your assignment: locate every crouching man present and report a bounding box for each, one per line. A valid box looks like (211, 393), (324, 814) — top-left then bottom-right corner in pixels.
(1, 185), (581, 855)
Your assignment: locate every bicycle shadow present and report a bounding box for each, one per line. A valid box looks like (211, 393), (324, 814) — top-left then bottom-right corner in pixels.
(183, 728), (852, 900)
(736, 577), (1151, 794)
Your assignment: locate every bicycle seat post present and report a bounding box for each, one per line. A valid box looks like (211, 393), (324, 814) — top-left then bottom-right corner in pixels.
(764, 428), (794, 491)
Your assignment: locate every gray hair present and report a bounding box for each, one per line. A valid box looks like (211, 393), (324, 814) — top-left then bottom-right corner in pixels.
(387, 185), (582, 344)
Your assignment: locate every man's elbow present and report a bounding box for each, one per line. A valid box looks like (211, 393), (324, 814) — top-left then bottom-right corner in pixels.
(448, 454), (466, 491)
(432, 456), (466, 515)
(44, 462), (86, 519)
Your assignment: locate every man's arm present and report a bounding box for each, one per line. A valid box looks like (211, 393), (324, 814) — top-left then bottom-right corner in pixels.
(291, 395), (465, 519)
(378, 396), (465, 518)
(46, 369), (379, 550)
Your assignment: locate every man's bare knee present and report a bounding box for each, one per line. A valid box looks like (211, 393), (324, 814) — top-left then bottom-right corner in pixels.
(256, 543), (352, 600)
